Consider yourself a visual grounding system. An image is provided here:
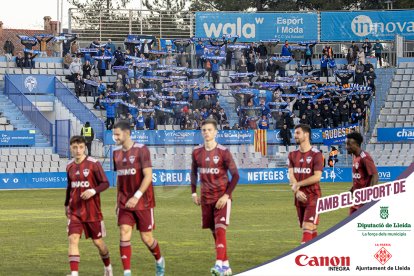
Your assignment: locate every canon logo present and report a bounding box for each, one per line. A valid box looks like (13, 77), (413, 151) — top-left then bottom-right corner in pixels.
(294, 167), (311, 174)
(295, 254), (350, 267)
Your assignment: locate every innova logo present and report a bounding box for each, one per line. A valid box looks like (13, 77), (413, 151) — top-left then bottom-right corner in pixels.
(351, 14), (414, 37)
(203, 17), (264, 39)
(24, 76), (37, 92)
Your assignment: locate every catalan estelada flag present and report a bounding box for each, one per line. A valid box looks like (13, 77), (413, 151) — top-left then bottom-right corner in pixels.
(254, 129), (267, 156)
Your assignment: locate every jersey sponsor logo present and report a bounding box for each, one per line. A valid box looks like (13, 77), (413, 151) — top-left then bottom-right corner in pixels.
(353, 173), (361, 179)
(199, 167), (220, 174)
(71, 181), (90, 188)
(294, 167), (312, 174)
(129, 156), (136, 164)
(306, 156), (312, 164)
(117, 168), (137, 176)
(213, 156), (220, 164)
(83, 169), (90, 177)
(295, 254), (351, 267)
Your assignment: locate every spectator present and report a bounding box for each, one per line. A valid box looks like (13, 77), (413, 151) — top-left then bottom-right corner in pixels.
(320, 54), (329, 77)
(96, 52), (109, 79)
(211, 59), (222, 88)
(357, 49), (365, 65)
(322, 104), (332, 128)
(218, 108), (227, 128)
(70, 40), (79, 55)
(366, 67), (376, 84)
(328, 57), (336, 77)
(69, 57), (82, 81)
(274, 111), (285, 129)
(136, 111), (145, 130)
(82, 60), (92, 79)
(292, 47), (303, 69)
(232, 123), (240, 130)
(97, 80), (107, 95)
(36, 35), (53, 57)
(62, 35), (77, 56)
(299, 114), (310, 125)
(362, 38), (372, 57)
(279, 124), (292, 148)
(349, 41), (359, 62)
(258, 115), (269, 129)
(304, 43), (314, 66)
(24, 53), (37, 69)
(15, 52), (24, 70)
(3, 40), (14, 61)
(222, 121), (231, 130)
(281, 40), (291, 56)
(74, 75), (84, 97)
(340, 103), (349, 126)
(354, 69), (365, 85)
(145, 112), (156, 130)
(63, 53), (73, 69)
(322, 45), (334, 58)
(225, 46), (233, 70)
(195, 40), (205, 69)
(94, 94), (105, 109)
(313, 112), (323, 128)
(113, 47), (125, 66)
(364, 60), (374, 73)
(107, 39), (116, 54)
(103, 101), (117, 130)
(257, 42), (268, 58)
(346, 48), (353, 65)
(140, 39), (153, 58)
(331, 105), (341, 127)
(328, 146), (339, 167)
(237, 55), (247, 73)
(372, 40), (384, 67)
(53, 40), (61, 57)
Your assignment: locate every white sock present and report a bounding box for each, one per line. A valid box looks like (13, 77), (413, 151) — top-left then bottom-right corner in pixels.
(124, 270), (131, 274)
(71, 272), (79, 276)
(156, 256), (164, 264)
(105, 264), (112, 270)
(223, 260), (229, 267)
(215, 260), (223, 267)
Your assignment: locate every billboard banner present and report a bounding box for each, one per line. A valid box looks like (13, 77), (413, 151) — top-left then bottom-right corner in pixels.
(0, 130), (36, 146)
(377, 128), (414, 142)
(321, 10), (414, 41)
(195, 12), (318, 42)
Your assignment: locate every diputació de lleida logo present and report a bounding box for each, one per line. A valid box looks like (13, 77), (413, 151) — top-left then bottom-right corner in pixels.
(380, 206), (389, 220)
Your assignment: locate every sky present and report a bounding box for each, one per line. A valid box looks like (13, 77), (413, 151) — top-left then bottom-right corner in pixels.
(0, 0), (145, 30)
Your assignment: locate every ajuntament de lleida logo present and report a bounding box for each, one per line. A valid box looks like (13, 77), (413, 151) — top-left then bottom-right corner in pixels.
(380, 206), (389, 219)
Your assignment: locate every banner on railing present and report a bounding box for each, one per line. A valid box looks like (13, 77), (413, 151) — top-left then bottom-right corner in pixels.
(321, 10), (414, 41)
(0, 130), (36, 146)
(6, 74), (55, 94)
(322, 124), (360, 145)
(195, 12), (318, 42)
(377, 127), (414, 142)
(0, 166), (406, 189)
(104, 130), (324, 146)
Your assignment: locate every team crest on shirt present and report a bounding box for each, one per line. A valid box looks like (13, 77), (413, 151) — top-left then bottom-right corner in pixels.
(306, 156), (312, 164)
(129, 156), (136, 164)
(213, 156), (220, 164)
(83, 169), (90, 177)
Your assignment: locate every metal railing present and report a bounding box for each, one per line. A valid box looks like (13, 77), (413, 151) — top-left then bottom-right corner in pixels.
(69, 9), (194, 43)
(4, 74), (53, 144)
(55, 78), (105, 140)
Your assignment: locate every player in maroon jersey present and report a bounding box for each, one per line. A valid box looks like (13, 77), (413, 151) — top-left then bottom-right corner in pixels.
(112, 120), (165, 276)
(288, 124), (323, 244)
(191, 119), (239, 276)
(65, 136), (112, 276)
(345, 132), (378, 215)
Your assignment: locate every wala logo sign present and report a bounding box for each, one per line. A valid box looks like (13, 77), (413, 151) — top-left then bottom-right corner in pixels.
(295, 254), (351, 271)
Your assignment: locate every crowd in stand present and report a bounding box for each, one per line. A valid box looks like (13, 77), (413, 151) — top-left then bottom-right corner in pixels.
(2, 34), (379, 132)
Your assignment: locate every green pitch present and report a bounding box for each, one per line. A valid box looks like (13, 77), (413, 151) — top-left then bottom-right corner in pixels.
(0, 183), (350, 276)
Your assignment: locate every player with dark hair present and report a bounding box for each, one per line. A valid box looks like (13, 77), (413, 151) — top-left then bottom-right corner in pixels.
(112, 120), (165, 276)
(65, 135), (112, 276)
(346, 132), (378, 215)
(288, 124), (323, 244)
(191, 118), (240, 276)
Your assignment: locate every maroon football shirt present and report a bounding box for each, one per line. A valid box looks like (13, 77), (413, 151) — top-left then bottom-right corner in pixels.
(65, 156), (109, 222)
(352, 151), (377, 191)
(288, 147), (324, 206)
(191, 144), (239, 205)
(113, 143), (155, 210)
